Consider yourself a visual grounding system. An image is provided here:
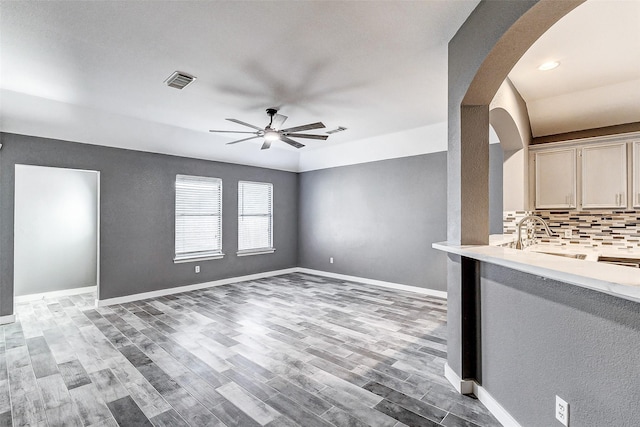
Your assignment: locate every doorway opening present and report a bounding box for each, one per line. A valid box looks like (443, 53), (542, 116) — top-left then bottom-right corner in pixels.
(14, 165), (100, 305)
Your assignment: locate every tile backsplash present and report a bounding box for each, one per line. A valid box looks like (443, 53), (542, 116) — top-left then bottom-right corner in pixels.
(503, 210), (640, 249)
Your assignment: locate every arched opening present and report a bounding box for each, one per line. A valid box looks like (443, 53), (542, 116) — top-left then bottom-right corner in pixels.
(490, 108), (524, 152)
(490, 106), (527, 213)
(441, 2), (640, 425)
(445, 0), (584, 396)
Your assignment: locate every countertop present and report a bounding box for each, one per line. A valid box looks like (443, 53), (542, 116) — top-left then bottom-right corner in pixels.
(433, 237), (640, 304)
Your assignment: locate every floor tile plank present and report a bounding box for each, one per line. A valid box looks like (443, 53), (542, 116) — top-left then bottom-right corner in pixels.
(106, 395), (153, 427)
(7, 273), (502, 427)
(68, 384), (115, 426)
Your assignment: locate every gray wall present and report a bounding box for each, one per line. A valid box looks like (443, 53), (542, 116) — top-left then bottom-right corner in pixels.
(489, 143), (503, 235)
(0, 132), (298, 315)
(298, 149), (503, 292)
(481, 263), (640, 426)
(14, 165), (98, 296)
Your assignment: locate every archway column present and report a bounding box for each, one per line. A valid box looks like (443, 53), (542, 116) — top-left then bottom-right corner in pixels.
(445, 0), (583, 389)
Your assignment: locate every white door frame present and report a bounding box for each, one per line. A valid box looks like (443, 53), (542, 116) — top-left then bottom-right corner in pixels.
(12, 165), (101, 310)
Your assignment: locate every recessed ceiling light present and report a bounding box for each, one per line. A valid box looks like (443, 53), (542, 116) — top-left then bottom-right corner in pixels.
(538, 61), (560, 71)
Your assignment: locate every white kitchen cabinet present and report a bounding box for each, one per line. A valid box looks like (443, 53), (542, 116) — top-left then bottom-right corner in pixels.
(535, 148), (576, 209)
(581, 143), (627, 209)
(634, 141), (640, 208)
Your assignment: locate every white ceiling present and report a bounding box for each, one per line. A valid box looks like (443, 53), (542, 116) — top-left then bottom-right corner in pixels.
(0, 0), (479, 171)
(2, 1), (638, 172)
(508, 0), (640, 138)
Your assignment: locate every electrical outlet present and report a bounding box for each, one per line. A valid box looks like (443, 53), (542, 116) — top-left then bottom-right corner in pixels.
(556, 395), (569, 426)
(195, 265), (200, 274)
(564, 230), (572, 238)
(330, 257), (334, 264)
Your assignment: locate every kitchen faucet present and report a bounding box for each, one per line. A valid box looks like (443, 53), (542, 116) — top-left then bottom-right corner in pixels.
(515, 215), (553, 250)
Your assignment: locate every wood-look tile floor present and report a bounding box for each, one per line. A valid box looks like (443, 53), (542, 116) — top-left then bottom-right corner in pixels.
(0, 273), (501, 427)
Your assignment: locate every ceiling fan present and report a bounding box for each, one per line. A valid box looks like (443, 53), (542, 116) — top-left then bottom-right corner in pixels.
(209, 108), (329, 150)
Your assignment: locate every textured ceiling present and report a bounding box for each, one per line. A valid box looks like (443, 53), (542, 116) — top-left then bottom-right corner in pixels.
(0, 1), (479, 170)
(508, 0), (640, 137)
(2, 1), (638, 171)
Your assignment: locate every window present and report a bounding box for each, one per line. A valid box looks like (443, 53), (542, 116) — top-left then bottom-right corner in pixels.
(174, 175), (223, 262)
(238, 181), (274, 255)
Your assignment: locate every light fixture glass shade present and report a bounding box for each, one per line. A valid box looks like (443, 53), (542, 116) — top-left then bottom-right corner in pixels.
(264, 131), (280, 142)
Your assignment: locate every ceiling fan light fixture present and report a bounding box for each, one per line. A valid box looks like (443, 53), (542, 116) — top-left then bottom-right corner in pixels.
(210, 109), (327, 150)
(264, 130), (281, 142)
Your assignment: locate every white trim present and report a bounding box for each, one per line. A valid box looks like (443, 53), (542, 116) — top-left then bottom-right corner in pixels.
(95, 171), (101, 306)
(444, 363), (522, 427)
(296, 268), (447, 299)
(96, 268), (298, 307)
(444, 362), (474, 394)
(0, 314), (16, 325)
(237, 248), (276, 257)
(174, 253), (225, 263)
(14, 286), (97, 303)
(95, 267), (446, 307)
(475, 383), (521, 427)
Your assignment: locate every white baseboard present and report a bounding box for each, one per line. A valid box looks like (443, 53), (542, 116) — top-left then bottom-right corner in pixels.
(0, 314), (16, 325)
(475, 382), (521, 427)
(14, 285), (97, 303)
(96, 268), (298, 307)
(95, 267), (446, 307)
(444, 363), (521, 427)
(296, 268), (447, 299)
(444, 362), (475, 394)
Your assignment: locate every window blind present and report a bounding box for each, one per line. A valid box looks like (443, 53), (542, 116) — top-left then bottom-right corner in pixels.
(175, 175), (222, 260)
(238, 181), (273, 252)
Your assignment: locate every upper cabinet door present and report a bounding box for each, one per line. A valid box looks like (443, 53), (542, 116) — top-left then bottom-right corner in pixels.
(535, 148), (576, 209)
(634, 141), (640, 208)
(582, 143), (627, 209)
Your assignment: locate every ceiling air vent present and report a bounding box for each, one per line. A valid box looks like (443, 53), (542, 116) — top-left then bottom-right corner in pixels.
(326, 126), (347, 135)
(164, 71), (196, 90)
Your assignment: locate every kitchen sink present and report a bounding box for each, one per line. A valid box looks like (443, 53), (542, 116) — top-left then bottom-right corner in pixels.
(535, 251), (587, 260)
(597, 256), (640, 268)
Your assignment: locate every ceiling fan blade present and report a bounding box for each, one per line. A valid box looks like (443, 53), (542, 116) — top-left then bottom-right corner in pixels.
(271, 114), (288, 130)
(279, 122), (325, 133)
(226, 136), (261, 145)
(283, 133), (328, 140)
(280, 136), (305, 149)
(209, 130), (259, 134)
(226, 118), (264, 131)
(261, 140), (272, 150)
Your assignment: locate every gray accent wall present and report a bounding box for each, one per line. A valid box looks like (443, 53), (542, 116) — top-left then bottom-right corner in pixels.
(481, 263), (640, 426)
(299, 153), (448, 291)
(299, 148), (503, 292)
(489, 143), (503, 235)
(0, 132), (298, 315)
